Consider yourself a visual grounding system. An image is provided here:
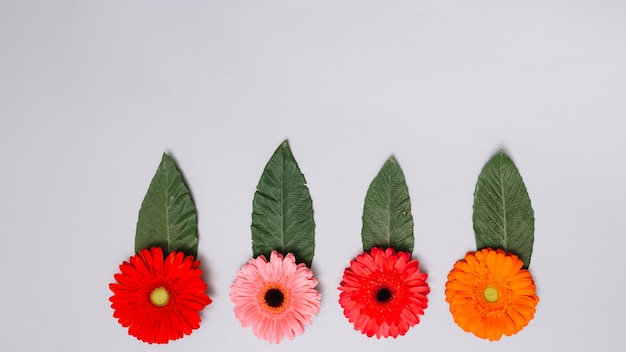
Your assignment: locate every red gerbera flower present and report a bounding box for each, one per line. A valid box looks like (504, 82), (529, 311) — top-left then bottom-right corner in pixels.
(338, 247), (429, 338)
(109, 247), (212, 344)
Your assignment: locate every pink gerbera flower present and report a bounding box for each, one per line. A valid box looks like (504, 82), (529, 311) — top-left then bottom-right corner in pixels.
(230, 251), (321, 343)
(338, 247), (429, 338)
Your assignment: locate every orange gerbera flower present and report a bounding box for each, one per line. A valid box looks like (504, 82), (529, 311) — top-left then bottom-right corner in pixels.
(109, 247), (212, 344)
(445, 248), (538, 341)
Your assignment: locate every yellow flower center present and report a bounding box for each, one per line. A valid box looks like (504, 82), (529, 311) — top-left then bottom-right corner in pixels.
(150, 286), (170, 307)
(483, 286), (499, 303)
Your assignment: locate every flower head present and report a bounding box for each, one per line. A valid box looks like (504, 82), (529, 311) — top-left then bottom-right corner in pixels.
(109, 247), (212, 344)
(230, 251), (321, 344)
(338, 247), (429, 338)
(445, 248), (539, 341)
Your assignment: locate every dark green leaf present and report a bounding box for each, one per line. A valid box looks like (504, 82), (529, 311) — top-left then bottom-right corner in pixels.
(361, 156), (414, 253)
(135, 153), (198, 258)
(252, 140), (315, 266)
(473, 150), (535, 268)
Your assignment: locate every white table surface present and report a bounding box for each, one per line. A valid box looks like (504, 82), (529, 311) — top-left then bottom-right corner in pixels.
(1, 1), (625, 351)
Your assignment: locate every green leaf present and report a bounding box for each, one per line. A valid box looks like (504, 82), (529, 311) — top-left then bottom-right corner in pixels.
(473, 150), (535, 268)
(361, 156), (414, 253)
(135, 153), (198, 258)
(252, 140), (315, 267)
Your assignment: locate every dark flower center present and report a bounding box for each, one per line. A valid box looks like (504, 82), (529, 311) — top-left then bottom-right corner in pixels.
(265, 288), (285, 308)
(376, 287), (392, 303)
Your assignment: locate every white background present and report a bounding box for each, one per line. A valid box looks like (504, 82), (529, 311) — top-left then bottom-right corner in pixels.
(1, 1), (625, 351)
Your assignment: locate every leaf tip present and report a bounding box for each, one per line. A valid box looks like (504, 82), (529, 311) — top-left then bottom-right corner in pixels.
(383, 155), (401, 170)
(160, 153), (177, 169)
(480, 149), (516, 177)
(275, 139), (294, 158)
(491, 148), (513, 162)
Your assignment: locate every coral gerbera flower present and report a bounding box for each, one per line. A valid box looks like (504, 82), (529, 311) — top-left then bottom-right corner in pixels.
(338, 247), (429, 338)
(109, 247), (212, 344)
(230, 251), (321, 344)
(445, 248), (539, 341)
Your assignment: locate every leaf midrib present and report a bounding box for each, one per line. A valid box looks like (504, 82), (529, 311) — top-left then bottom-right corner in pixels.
(385, 170), (392, 247)
(165, 167), (172, 253)
(280, 151), (286, 254)
(499, 159), (508, 248)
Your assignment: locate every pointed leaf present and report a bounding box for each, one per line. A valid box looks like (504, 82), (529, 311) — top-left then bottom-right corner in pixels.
(361, 156), (414, 253)
(473, 150), (535, 268)
(135, 153), (198, 258)
(252, 140), (315, 266)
